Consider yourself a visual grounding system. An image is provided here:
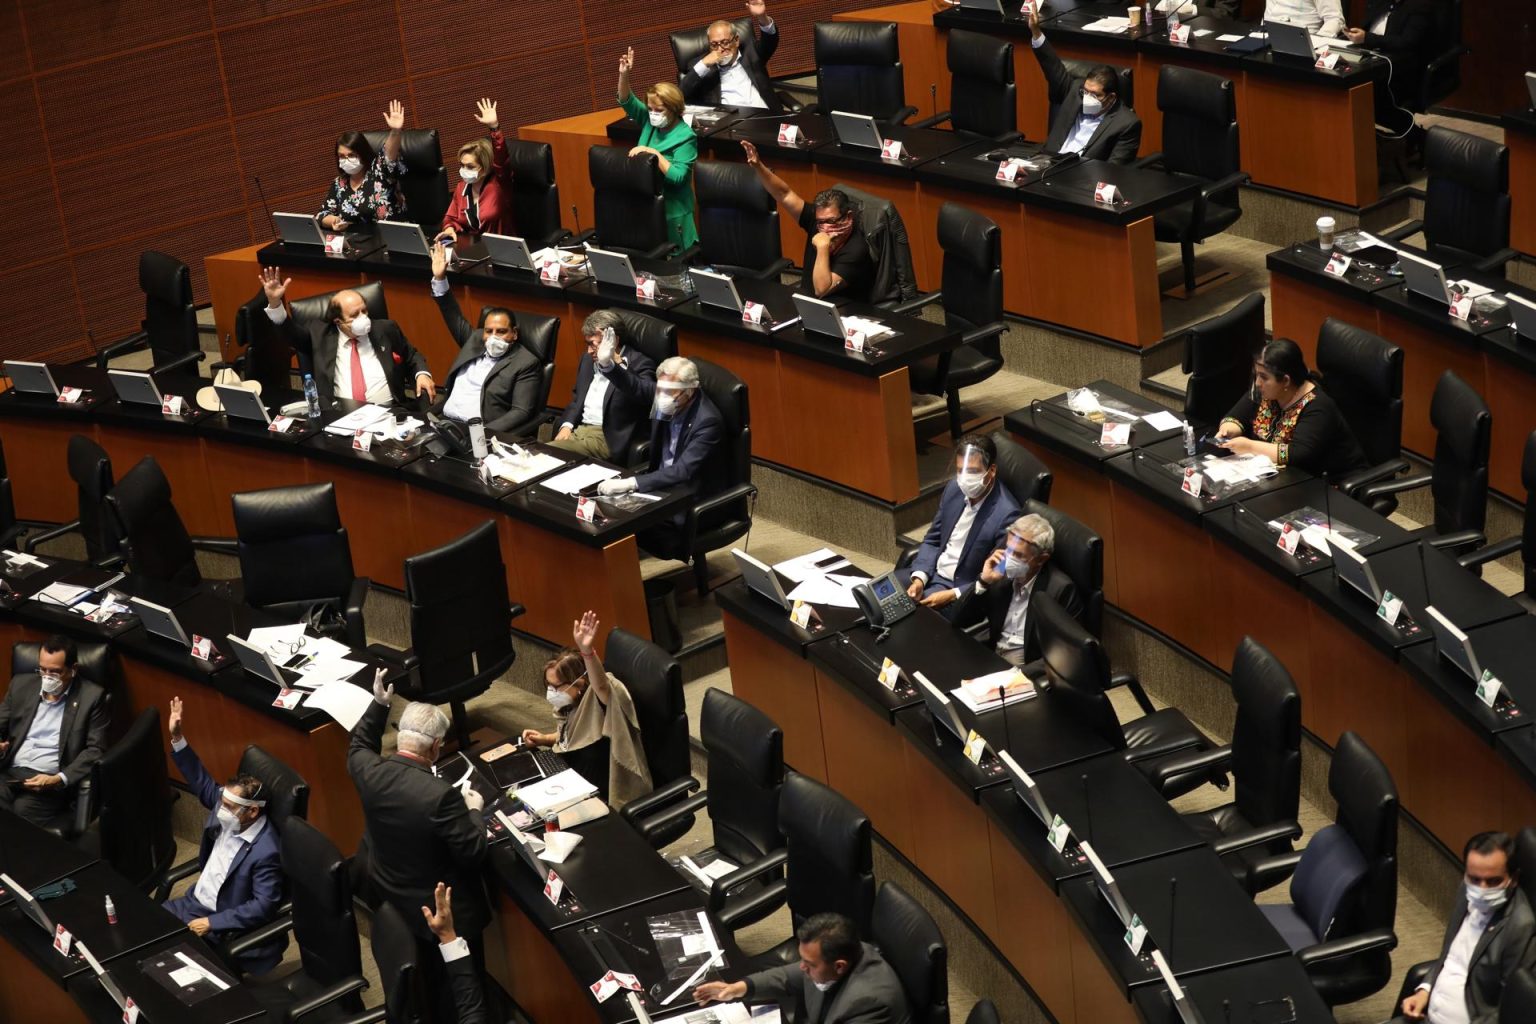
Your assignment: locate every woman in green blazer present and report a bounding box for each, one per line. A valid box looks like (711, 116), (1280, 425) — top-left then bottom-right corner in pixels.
(616, 46), (699, 251)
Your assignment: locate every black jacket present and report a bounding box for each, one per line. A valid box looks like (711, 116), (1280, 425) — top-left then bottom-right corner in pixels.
(346, 701), (489, 942)
(679, 28), (781, 112)
(432, 290), (544, 433)
(955, 562), (1083, 664)
(1422, 887), (1536, 1024)
(0, 674), (110, 787)
(1032, 37), (1143, 164)
(560, 347), (658, 459)
(278, 314), (431, 406)
(1359, 0), (1436, 102)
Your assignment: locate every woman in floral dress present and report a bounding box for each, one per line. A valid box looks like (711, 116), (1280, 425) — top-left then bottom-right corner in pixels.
(317, 99), (408, 230)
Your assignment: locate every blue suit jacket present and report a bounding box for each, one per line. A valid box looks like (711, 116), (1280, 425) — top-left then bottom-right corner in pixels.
(170, 744), (284, 971)
(559, 348), (658, 459)
(635, 391), (723, 495)
(910, 481), (1020, 590)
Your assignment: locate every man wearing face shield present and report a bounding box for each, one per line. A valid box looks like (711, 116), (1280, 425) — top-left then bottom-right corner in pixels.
(679, 3), (782, 112)
(1397, 831), (1536, 1024)
(953, 513), (1084, 667)
(552, 309), (659, 459)
(162, 697), (285, 973)
(259, 266), (435, 407)
(0, 635), (109, 830)
(902, 434), (1021, 621)
(428, 243), (543, 433)
(1026, 11), (1142, 165)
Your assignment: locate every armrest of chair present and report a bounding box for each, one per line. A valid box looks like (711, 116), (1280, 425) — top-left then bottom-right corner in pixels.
(891, 105), (918, 126)
(961, 321), (1008, 347)
(1242, 849), (1303, 896)
(343, 576), (370, 649)
(891, 289), (941, 317)
(1382, 219), (1424, 243)
(191, 536), (239, 556)
(634, 791), (709, 847)
(1122, 734), (1205, 764)
(509, 602), (527, 621)
(1200, 171), (1249, 201)
(1457, 535), (1521, 569)
(773, 89), (805, 114)
(684, 482), (758, 554)
(150, 350), (207, 379)
(1296, 927), (1398, 967)
(642, 241), (677, 260)
(70, 775), (96, 837)
(707, 848), (788, 916)
(1210, 819), (1303, 858)
(895, 536), (921, 569)
(674, 243), (702, 263)
(743, 257), (793, 281)
(567, 229), (596, 247)
(22, 520), (82, 554)
(369, 643), (421, 674)
(1133, 151), (1165, 170)
(992, 130), (1023, 145)
(286, 976), (370, 1023)
(95, 330), (149, 370)
(909, 111), (950, 131)
(1398, 960), (1436, 1003)
(1356, 471), (1432, 507)
(619, 776), (701, 825)
(330, 1010), (386, 1024)
(1143, 744), (1232, 792)
(222, 912), (295, 958)
(1335, 459), (1410, 500)
(156, 856), (203, 899)
(1425, 529), (1485, 557)
(1108, 671), (1157, 717)
(1472, 247), (1518, 276)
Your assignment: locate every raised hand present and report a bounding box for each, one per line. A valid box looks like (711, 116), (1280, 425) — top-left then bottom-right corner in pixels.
(746, 0), (767, 20)
(573, 610), (599, 655)
(431, 242), (448, 280)
(474, 98), (498, 129)
(618, 46), (635, 76)
(259, 266), (290, 307)
(371, 667), (395, 707)
(169, 696), (184, 743)
(740, 140), (761, 166)
(384, 99), (405, 131)
(420, 882), (457, 943)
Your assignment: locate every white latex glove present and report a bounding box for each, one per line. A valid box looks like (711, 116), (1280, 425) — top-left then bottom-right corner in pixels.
(596, 328), (617, 370)
(372, 668), (395, 707)
(597, 477), (638, 496)
(461, 785), (485, 812)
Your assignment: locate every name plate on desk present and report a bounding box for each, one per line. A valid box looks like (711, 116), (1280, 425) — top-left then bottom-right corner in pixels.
(996, 158), (1027, 183)
(963, 729), (987, 765)
(538, 261), (561, 283)
(269, 414), (295, 433)
(742, 301), (767, 324)
(1169, 23), (1192, 44)
(844, 328), (867, 353)
(324, 235), (346, 254)
(575, 496), (598, 523)
(352, 429), (373, 452)
(1048, 814), (1071, 852)
(190, 634), (215, 660)
(1019, 0), (1036, 14)
(543, 869), (565, 905)
(635, 277), (658, 300)
(1477, 670), (1504, 708)
(1324, 253), (1352, 277)
(1276, 522), (1302, 555)
(58, 386), (85, 404)
(789, 599), (814, 629)
(777, 123), (800, 144)
(1124, 914), (1148, 955)
(161, 394), (186, 416)
(53, 923), (74, 957)
(1376, 589), (1404, 626)
(123, 998), (141, 1024)
(880, 138), (905, 160)
(1314, 50), (1340, 70)
(1100, 421), (1131, 447)
(1181, 467), (1203, 497)
(1093, 181), (1121, 204)
(1450, 295), (1474, 321)
(878, 657), (902, 690)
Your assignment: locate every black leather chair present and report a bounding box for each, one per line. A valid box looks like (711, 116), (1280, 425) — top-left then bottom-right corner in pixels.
(1139, 66), (1247, 295)
(715, 772), (876, 970)
(234, 288), (295, 396)
(964, 1001), (1000, 1024)
(0, 439), (16, 551)
(895, 203), (1008, 440)
(503, 138), (570, 248)
(1418, 0), (1466, 113)
(995, 433), (1053, 507)
(363, 902), (421, 1024)
(83, 707), (178, 894)
(106, 456), (223, 586)
(1144, 637), (1302, 886)
(1034, 591), (1216, 796)
(872, 881), (948, 1024)
(94, 251), (205, 377)
(1053, 58), (1133, 127)
(609, 309), (679, 468)
(1025, 498), (1102, 638)
(911, 29), (1017, 143)
(360, 128), (449, 232)
(232, 483), (369, 648)
(1247, 731), (1399, 1007)
(288, 281), (390, 339)
(22, 435), (122, 565)
(691, 161), (792, 280)
(604, 627), (692, 827)
(834, 182), (919, 306)
(585, 145), (674, 259)
(669, 20), (804, 113)
(391, 520), (521, 752)
(623, 690), (786, 919)
(470, 307), (561, 438)
(1317, 319), (1409, 505)
(813, 22), (917, 123)
(1357, 370), (1490, 556)
(1180, 293), (1264, 428)
(1384, 126), (1515, 276)
(1459, 431), (1536, 611)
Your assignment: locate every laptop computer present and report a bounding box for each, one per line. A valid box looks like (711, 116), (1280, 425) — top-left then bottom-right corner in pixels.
(214, 383), (271, 425)
(792, 293), (848, 339)
(1080, 841), (1137, 928)
(1263, 20), (1319, 60)
(377, 218), (434, 258)
(1331, 539), (1385, 605)
(1399, 250), (1494, 305)
(913, 671), (969, 742)
(1423, 605), (1483, 682)
(129, 596), (191, 647)
(227, 633), (305, 688)
(731, 548), (790, 611)
(997, 749), (1054, 826)
(1507, 293), (1536, 340)
(0, 872), (56, 937)
(3, 361), (60, 397)
(830, 110), (885, 152)
(273, 212), (328, 247)
(482, 233), (537, 272)
(691, 268), (745, 313)
(585, 247), (641, 290)
(105, 369), (164, 408)
(77, 941), (132, 1012)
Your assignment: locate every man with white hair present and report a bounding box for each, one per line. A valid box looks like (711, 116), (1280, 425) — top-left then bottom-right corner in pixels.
(955, 512), (1084, 666)
(347, 671), (490, 982)
(679, 2), (782, 112)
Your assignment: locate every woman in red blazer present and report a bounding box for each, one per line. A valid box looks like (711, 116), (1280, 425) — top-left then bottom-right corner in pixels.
(438, 98), (514, 242)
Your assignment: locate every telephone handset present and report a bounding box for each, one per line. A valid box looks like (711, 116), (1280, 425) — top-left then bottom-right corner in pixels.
(425, 414), (473, 458)
(852, 571), (919, 629)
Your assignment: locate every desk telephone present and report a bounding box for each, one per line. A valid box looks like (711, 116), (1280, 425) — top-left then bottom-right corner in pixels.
(852, 571), (918, 628)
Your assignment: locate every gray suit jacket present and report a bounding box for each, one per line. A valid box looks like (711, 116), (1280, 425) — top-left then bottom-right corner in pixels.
(744, 942), (912, 1024)
(1423, 887), (1536, 1024)
(433, 290), (544, 434)
(1031, 37), (1142, 164)
(0, 674), (110, 786)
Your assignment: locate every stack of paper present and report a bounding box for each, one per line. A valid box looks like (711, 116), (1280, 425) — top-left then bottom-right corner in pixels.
(1203, 453), (1278, 485)
(1082, 16), (1131, 33)
(773, 548), (850, 583)
(323, 404), (393, 437)
(952, 669), (1036, 712)
(304, 679), (374, 730)
(541, 463), (619, 495)
(518, 768), (599, 816)
(839, 316), (893, 340)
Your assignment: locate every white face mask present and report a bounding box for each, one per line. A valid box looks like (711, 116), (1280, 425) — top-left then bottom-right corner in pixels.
(812, 979), (838, 993)
(546, 686), (575, 711)
(484, 337), (510, 359)
(339, 157), (363, 176)
(1467, 881), (1511, 911)
(347, 313), (371, 339)
(648, 110), (669, 128)
(655, 392), (680, 419)
(1081, 92), (1104, 117)
(39, 671), (66, 696)
(956, 470), (988, 501)
(459, 166), (480, 183)
(1004, 554), (1034, 580)
(216, 806), (242, 833)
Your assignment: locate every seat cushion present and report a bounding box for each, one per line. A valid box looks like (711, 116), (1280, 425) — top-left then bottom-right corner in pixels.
(1260, 902), (1321, 952)
(1154, 197), (1242, 245)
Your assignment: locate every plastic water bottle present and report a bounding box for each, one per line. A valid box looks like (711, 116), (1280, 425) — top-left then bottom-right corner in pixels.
(303, 374), (321, 419)
(104, 895), (117, 925)
(1183, 421), (1196, 457)
(1168, 4), (1181, 33)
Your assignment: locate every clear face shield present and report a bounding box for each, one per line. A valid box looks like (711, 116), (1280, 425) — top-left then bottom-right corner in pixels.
(652, 377), (699, 421)
(954, 443), (992, 500)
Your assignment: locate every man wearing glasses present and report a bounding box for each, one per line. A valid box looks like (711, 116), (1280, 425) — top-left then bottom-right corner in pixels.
(953, 513), (1084, 665)
(680, 1), (781, 112)
(740, 140), (876, 304)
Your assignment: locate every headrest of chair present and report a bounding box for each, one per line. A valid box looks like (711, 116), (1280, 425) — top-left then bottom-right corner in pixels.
(590, 143), (661, 194)
(11, 640), (117, 687)
(1514, 825), (1536, 881)
(369, 901), (420, 994)
(1230, 636), (1300, 743)
(511, 311), (560, 362)
(109, 457), (172, 522)
(691, 358), (749, 429)
(232, 483), (342, 542)
(139, 251), (192, 305)
(1158, 65), (1235, 123)
(781, 772), (870, 866)
(238, 744), (309, 828)
(1316, 318), (1401, 403)
(1183, 292), (1265, 373)
(604, 627), (682, 709)
(671, 19), (755, 70)
(1429, 369), (1491, 466)
(405, 520), (501, 597)
(694, 161), (776, 213)
(503, 138), (555, 187)
(814, 21), (900, 65)
(611, 309), (677, 365)
(702, 688), (782, 782)
(947, 27), (1011, 81)
(66, 434), (113, 496)
(870, 881), (947, 1018)
(281, 816), (346, 903)
(1035, 588), (1107, 688)
(287, 280), (389, 328)
(1328, 731), (1397, 862)
(360, 128), (442, 173)
(936, 201), (1000, 273)
(1425, 125), (1508, 194)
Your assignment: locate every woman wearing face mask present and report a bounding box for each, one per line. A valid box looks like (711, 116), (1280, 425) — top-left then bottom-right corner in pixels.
(318, 99), (408, 232)
(616, 46), (700, 251)
(521, 610), (653, 806)
(438, 98), (513, 245)
(1214, 338), (1368, 479)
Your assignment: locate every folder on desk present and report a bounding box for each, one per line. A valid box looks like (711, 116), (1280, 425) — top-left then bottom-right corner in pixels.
(516, 768), (598, 817)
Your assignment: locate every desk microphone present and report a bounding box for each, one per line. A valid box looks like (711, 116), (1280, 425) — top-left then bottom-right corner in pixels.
(571, 204), (582, 240)
(254, 175), (277, 240)
(1165, 876), (1177, 957)
(1080, 772), (1094, 844)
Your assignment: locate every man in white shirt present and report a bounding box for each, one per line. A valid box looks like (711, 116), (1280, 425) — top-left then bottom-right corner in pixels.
(1399, 831), (1536, 1024)
(1264, 0), (1346, 38)
(551, 309), (658, 460)
(952, 513), (1085, 666)
(1026, 12), (1142, 164)
(679, 1), (782, 112)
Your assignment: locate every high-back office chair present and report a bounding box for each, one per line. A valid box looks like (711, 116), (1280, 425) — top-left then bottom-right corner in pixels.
(691, 161), (792, 280)
(233, 289), (295, 395)
(361, 128), (449, 231)
(1316, 319), (1408, 502)
(895, 203), (1008, 440)
(833, 182), (918, 305)
(1180, 293), (1264, 428)
(88, 706), (178, 893)
(872, 881), (949, 1024)
(1419, 0), (1467, 112)
(1053, 58), (1133, 126)
(995, 433), (1053, 507)
(813, 22), (917, 123)
(1249, 731), (1399, 1007)
(665, 358), (756, 594)
(586, 145), (674, 259)
(1384, 126), (1515, 275)
(503, 138), (569, 248)
(470, 307), (561, 437)
(1459, 431), (1536, 609)
(0, 439), (16, 551)
(94, 251), (205, 377)
(393, 520), (519, 753)
(1356, 369), (1490, 556)
(287, 281), (390, 337)
(1141, 66), (1247, 296)
(609, 309), (678, 468)
(1145, 637), (1302, 884)
(105, 456), (204, 586)
(1502, 969), (1536, 1024)
(368, 902), (422, 1024)
(21, 435), (122, 564)
(715, 772), (876, 970)
(669, 20), (803, 112)
(911, 30), (1017, 142)
(604, 627), (691, 811)
(232, 483), (369, 648)
(1025, 498), (1103, 638)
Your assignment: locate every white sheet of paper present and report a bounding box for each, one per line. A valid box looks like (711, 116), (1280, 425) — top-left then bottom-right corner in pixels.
(1083, 16), (1131, 33)
(305, 680), (375, 731)
(295, 657), (367, 688)
(838, 316), (893, 341)
(541, 463), (620, 495)
(537, 831), (584, 863)
(2, 550), (44, 567)
(1193, 28), (1214, 37)
(700, 858), (739, 879)
(246, 624), (306, 649)
(773, 548), (844, 583)
(303, 635), (353, 661)
(34, 583), (90, 605)
(786, 576), (859, 608)
(484, 450), (565, 485)
(1142, 410), (1184, 431)
(681, 933), (714, 956)
(323, 404), (392, 436)
(1216, 33), (1244, 41)
(168, 966), (203, 987)
(172, 951), (229, 990)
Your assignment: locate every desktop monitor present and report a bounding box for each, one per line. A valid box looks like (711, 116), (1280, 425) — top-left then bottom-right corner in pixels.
(376, 218), (433, 257)
(214, 383), (271, 425)
(1331, 538), (1384, 605)
(226, 633), (297, 688)
(1262, 20), (1318, 60)
(129, 596), (191, 647)
(830, 111), (885, 151)
(913, 671), (968, 742)
(791, 293), (847, 339)
(1423, 605), (1483, 682)
(998, 749), (1054, 826)
(106, 369), (164, 408)
(585, 247), (642, 290)
(272, 212), (327, 247)
(78, 941), (131, 1011)
(482, 233), (536, 271)
(1080, 841), (1136, 928)
(3, 361), (59, 397)
(1508, 293), (1536, 341)
(691, 268), (745, 313)
(731, 548), (789, 611)
(1526, 71), (1536, 111)
(955, 0), (1006, 13)
(0, 872), (56, 937)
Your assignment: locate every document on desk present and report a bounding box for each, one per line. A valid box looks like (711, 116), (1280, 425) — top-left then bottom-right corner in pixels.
(774, 548), (850, 583)
(786, 575), (859, 608)
(953, 669), (1036, 712)
(1082, 16), (1131, 32)
(305, 679), (374, 731)
(654, 1002), (763, 1024)
(295, 657), (367, 689)
(32, 582), (92, 607)
(484, 449), (565, 484)
(323, 404), (393, 437)
(246, 624), (306, 649)
(1142, 410), (1185, 431)
(1216, 33), (1245, 41)
(839, 316), (894, 341)
(540, 463), (620, 495)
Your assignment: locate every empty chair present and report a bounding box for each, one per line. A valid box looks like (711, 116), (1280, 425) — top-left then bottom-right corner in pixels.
(502, 138), (569, 247)
(833, 182), (918, 306)
(586, 145), (673, 259)
(605, 627), (690, 821)
(105, 456), (207, 586)
(1180, 293), (1265, 428)
(232, 483), (369, 648)
(1316, 319), (1409, 507)
(871, 881), (948, 1024)
(22, 435), (122, 565)
(1459, 431), (1536, 610)
(94, 251), (205, 376)
(361, 127), (450, 231)
(896, 203), (1008, 440)
(911, 29), (1017, 142)
(813, 22), (917, 122)
(1384, 125), (1515, 275)
(85, 707), (177, 893)
(1141, 66), (1248, 295)
(1417, 0), (1467, 113)
(691, 161), (792, 280)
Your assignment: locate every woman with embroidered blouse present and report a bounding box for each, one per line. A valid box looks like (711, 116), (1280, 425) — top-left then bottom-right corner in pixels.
(317, 99), (408, 231)
(615, 46), (700, 251)
(1215, 338), (1368, 478)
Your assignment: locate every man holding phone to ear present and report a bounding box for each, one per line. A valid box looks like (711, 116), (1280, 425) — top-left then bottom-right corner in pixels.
(550, 309), (657, 460)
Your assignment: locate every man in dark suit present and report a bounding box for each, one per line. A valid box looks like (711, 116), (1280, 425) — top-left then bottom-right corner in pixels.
(1398, 830), (1536, 1023)
(551, 309), (658, 461)
(954, 513), (1084, 666)
(694, 912), (912, 1024)
(429, 243), (543, 433)
(259, 266), (436, 406)
(901, 433), (1021, 621)
(0, 635), (109, 830)
(680, 1), (782, 112)
(161, 696), (285, 974)
(1027, 12), (1142, 164)
(1347, 0), (1435, 136)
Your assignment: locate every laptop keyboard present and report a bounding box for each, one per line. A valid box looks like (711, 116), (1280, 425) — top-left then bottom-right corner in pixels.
(532, 748), (570, 777)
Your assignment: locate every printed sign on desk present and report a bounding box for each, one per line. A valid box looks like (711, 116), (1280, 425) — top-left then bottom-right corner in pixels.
(1093, 182), (1120, 204)
(880, 139), (905, 160)
(777, 123), (800, 145)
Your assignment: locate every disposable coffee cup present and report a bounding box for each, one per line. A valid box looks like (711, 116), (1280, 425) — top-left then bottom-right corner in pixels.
(1316, 216), (1336, 249)
(1128, 6), (1143, 26)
